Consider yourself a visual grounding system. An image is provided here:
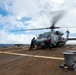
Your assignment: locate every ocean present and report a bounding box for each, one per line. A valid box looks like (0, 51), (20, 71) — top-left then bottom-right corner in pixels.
(0, 44), (30, 48)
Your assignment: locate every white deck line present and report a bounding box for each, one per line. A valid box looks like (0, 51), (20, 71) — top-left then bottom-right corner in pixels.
(0, 51), (64, 60)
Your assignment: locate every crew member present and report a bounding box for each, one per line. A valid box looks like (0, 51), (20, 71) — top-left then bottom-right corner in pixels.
(45, 39), (51, 50)
(29, 37), (35, 51)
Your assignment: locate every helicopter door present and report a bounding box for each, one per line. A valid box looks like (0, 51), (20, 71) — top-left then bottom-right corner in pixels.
(51, 34), (58, 46)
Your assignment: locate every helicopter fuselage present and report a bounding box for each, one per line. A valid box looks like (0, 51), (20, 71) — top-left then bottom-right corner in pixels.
(35, 31), (66, 47)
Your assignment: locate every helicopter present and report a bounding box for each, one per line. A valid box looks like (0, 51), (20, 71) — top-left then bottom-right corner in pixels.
(12, 10), (76, 48)
(28, 11), (70, 48)
(34, 25), (70, 48)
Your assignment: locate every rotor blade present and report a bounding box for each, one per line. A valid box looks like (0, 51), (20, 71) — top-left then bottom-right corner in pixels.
(12, 26), (73, 32)
(10, 27), (50, 32)
(51, 10), (65, 26)
(24, 28), (49, 30)
(49, 26), (60, 29)
(58, 26), (76, 28)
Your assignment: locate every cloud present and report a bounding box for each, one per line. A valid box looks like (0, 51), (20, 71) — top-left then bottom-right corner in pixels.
(0, 15), (26, 31)
(0, 0), (76, 44)
(0, 30), (35, 44)
(12, 0), (41, 17)
(51, 0), (64, 4)
(0, 0), (14, 14)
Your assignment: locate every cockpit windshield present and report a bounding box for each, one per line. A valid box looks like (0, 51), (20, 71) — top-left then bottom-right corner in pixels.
(37, 34), (51, 39)
(37, 34), (45, 39)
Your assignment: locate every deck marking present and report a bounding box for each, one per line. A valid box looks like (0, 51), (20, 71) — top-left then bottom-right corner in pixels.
(0, 51), (64, 60)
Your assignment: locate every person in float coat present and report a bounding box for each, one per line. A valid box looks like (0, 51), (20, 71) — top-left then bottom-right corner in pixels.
(29, 37), (35, 51)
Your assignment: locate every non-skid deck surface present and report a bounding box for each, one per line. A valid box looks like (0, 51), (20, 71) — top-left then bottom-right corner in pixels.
(0, 45), (76, 75)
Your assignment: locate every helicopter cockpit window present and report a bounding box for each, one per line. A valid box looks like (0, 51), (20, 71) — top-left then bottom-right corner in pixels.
(37, 34), (45, 39)
(47, 35), (51, 39)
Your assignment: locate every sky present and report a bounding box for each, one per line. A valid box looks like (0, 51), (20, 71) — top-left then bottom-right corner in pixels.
(0, 0), (76, 44)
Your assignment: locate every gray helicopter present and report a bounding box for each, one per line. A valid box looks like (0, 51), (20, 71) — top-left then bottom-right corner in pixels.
(34, 25), (70, 48)
(33, 11), (70, 48)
